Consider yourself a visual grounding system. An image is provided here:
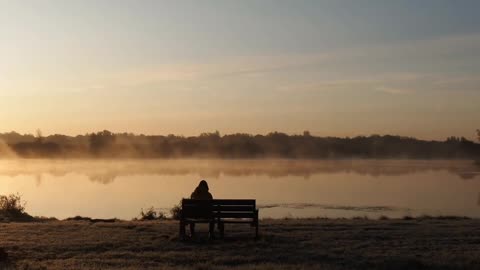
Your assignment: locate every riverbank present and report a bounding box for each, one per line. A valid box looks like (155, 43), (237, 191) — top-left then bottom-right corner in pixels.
(0, 218), (479, 270)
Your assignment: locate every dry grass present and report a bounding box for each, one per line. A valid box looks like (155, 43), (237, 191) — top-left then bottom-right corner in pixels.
(0, 218), (479, 269)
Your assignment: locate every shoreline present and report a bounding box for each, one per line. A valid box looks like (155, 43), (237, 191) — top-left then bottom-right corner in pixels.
(2, 214), (477, 223)
(0, 217), (479, 269)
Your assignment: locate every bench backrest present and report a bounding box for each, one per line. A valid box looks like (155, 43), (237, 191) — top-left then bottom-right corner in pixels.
(182, 199), (256, 219)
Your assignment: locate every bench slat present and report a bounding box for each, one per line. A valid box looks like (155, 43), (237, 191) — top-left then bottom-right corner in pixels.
(212, 199), (255, 206)
(183, 199), (255, 205)
(214, 212), (256, 218)
(219, 220), (255, 224)
(212, 206), (255, 211)
(182, 199), (256, 207)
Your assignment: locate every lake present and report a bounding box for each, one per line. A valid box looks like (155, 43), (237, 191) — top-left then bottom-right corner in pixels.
(0, 159), (479, 219)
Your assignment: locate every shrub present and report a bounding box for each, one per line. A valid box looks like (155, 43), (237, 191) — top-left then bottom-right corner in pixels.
(139, 207), (166, 221)
(170, 201), (182, 220)
(0, 193), (34, 222)
(0, 193), (25, 213)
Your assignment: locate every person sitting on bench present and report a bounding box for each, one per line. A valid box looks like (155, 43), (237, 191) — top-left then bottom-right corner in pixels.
(191, 180), (213, 200)
(189, 180), (214, 237)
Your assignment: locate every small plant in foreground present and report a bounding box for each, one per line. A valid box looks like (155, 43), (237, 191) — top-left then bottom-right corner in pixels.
(0, 193), (34, 222)
(0, 194), (25, 215)
(170, 201), (182, 220)
(0, 193), (25, 214)
(139, 207), (166, 221)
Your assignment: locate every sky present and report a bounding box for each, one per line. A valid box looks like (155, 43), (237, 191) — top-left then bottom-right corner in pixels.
(0, 0), (479, 140)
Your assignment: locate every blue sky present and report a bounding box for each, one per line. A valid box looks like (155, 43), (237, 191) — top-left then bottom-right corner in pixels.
(0, 0), (479, 139)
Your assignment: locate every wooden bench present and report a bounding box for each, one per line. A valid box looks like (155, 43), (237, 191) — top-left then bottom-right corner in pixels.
(180, 199), (259, 239)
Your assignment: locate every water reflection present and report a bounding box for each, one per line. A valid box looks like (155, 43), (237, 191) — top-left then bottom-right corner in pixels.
(0, 159), (479, 184)
(0, 159), (479, 219)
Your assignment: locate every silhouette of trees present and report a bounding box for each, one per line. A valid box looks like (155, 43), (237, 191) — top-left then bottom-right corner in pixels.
(6, 129), (61, 158)
(35, 129), (43, 143)
(0, 130), (479, 159)
(0, 132), (35, 144)
(89, 130), (116, 156)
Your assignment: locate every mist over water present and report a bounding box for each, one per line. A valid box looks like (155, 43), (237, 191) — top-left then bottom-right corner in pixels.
(0, 159), (479, 219)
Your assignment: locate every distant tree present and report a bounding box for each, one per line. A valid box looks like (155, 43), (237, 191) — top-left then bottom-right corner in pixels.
(89, 130), (116, 156)
(35, 129), (43, 143)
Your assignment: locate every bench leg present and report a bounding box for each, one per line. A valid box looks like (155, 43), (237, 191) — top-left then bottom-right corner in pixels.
(189, 223), (196, 238)
(219, 222), (225, 239)
(209, 221), (215, 240)
(254, 209), (259, 240)
(179, 220), (186, 240)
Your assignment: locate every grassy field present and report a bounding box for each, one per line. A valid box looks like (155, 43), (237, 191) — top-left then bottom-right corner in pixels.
(0, 218), (479, 270)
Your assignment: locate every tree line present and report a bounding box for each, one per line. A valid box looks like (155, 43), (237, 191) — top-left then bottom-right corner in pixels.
(0, 130), (479, 159)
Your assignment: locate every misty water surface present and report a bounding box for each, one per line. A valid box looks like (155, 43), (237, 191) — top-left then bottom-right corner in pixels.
(0, 159), (479, 219)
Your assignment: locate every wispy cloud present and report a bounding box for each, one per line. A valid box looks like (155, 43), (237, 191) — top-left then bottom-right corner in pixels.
(375, 86), (413, 95)
(102, 32), (480, 92)
(5, 32), (479, 97)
